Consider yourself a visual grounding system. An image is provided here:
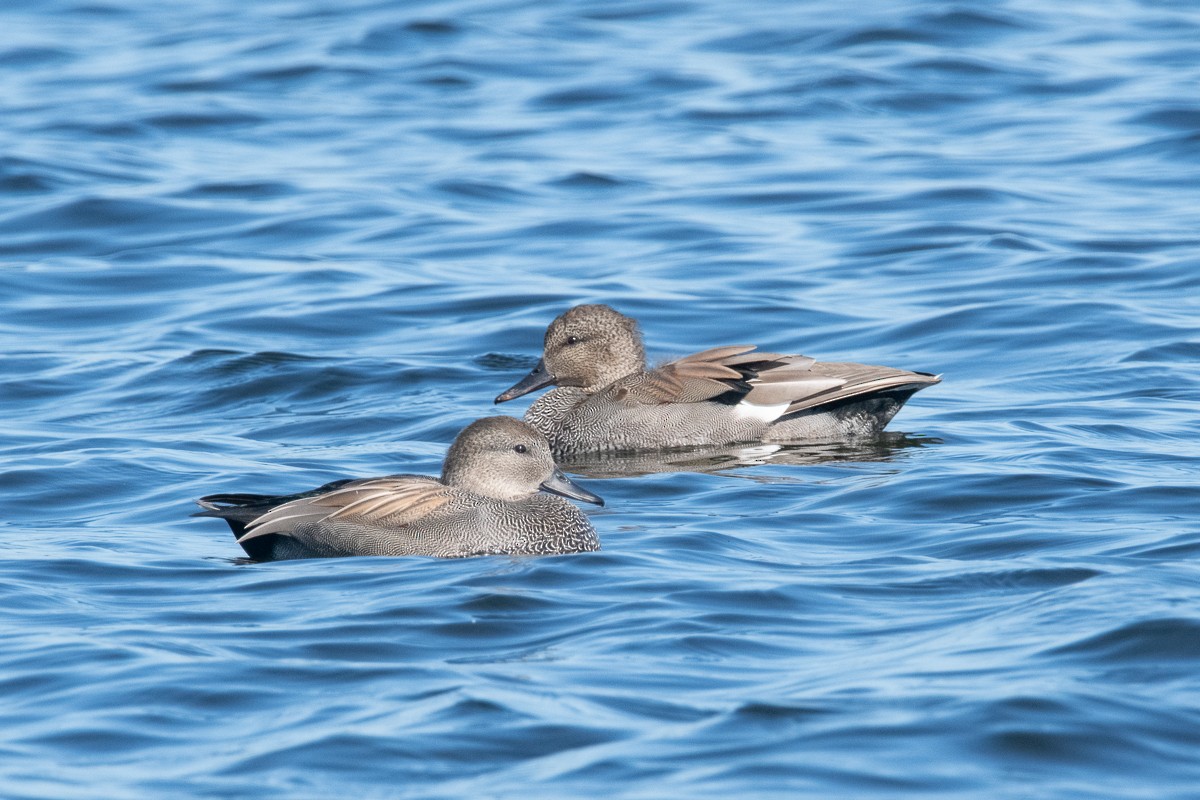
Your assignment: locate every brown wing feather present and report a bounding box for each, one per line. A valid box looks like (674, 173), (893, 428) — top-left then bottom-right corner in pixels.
(719, 350), (792, 368)
(329, 483), (451, 523)
(676, 344), (758, 363)
(621, 344), (775, 405)
(613, 343), (937, 416)
(239, 477), (451, 542)
(672, 361), (744, 381)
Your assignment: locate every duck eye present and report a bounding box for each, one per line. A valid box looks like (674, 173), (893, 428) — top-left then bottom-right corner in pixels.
(513, 444), (527, 454)
(566, 335), (580, 345)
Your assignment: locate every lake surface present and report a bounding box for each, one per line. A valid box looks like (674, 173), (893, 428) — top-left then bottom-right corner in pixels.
(3, 0), (1199, 797)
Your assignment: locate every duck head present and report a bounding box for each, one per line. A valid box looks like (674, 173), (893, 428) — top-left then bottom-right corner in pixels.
(495, 304), (646, 402)
(442, 416), (603, 505)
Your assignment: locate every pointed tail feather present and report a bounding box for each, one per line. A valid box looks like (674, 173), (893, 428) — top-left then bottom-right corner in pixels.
(780, 367), (940, 417)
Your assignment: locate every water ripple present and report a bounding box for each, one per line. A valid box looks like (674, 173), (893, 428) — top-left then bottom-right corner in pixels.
(3, 0), (1200, 797)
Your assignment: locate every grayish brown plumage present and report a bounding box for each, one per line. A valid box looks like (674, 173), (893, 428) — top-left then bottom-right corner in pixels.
(495, 304), (940, 455)
(193, 417), (602, 561)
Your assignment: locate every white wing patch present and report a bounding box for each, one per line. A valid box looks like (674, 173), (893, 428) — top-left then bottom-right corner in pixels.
(732, 399), (791, 423)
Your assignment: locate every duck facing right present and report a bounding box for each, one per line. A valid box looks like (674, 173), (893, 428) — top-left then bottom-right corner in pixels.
(194, 416), (603, 561)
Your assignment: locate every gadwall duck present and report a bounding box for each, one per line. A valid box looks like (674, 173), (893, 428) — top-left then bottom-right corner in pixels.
(495, 304), (939, 454)
(194, 417), (602, 560)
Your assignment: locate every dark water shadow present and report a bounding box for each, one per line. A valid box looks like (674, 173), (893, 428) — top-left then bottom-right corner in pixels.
(559, 433), (940, 478)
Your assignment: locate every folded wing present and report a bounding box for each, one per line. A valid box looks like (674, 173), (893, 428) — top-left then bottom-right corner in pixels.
(618, 345), (780, 404)
(615, 345), (938, 421)
(773, 361), (941, 417)
(238, 477), (453, 543)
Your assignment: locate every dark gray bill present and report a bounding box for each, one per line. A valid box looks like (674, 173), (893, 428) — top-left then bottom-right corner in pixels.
(495, 358), (556, 403)
(540, 468), (604, 506)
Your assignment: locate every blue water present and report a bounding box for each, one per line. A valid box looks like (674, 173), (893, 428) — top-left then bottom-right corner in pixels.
(3, 0), (1200, 796)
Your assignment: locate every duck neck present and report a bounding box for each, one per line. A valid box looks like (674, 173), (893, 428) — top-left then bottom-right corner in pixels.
(441, 466), (526, 501)
(588, 336), (645, 391)
(526, 387), (590, 438)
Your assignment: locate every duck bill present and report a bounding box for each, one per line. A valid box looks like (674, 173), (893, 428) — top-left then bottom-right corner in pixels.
(495, 359), (556, 403)
(540, 468), (604, 506)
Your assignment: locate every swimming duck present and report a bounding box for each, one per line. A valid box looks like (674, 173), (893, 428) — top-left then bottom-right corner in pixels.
(194, 416), (602, 560)
(495, 304), (939, 454)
